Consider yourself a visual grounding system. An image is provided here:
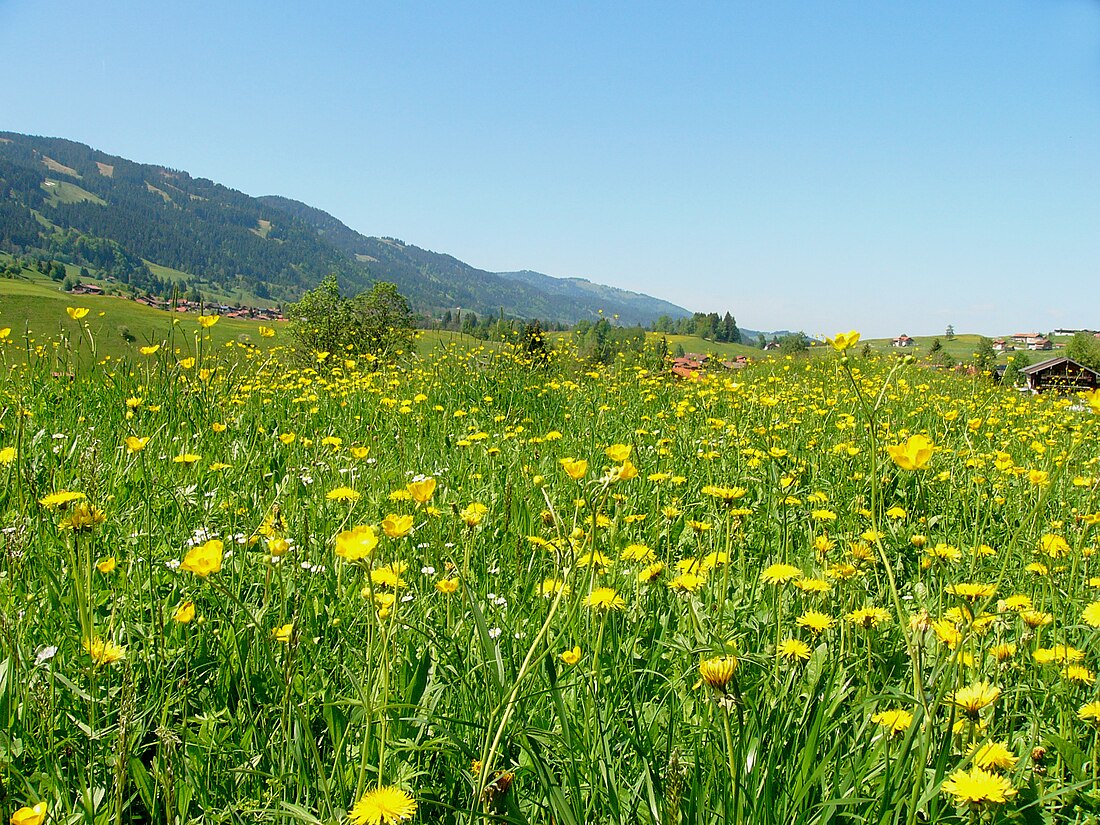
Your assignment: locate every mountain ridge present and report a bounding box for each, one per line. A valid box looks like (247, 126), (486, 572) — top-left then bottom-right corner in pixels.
(0, 131), (692, 325)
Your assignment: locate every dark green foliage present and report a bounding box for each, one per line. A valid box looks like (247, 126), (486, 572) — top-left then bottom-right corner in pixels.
(286, 276), (413, 360)
(778, 333), (809, 355)
(1066, 331), (1100, 371)
(973, 336), (997, 375)
(1003, 351), (1031, 385)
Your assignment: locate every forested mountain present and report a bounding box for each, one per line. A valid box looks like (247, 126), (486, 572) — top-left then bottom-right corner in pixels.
(0, 132), (690, 324)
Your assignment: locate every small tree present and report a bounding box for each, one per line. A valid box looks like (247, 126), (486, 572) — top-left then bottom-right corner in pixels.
(945, 324), (955, 340)
(1066, 332), (1100, 371)
(778, 333), (808, 355)
(287, 276), (413, 360)
(973, 337), (997, 375)
(1002, 352), (1031, 386)
(357, 281), (414, 356)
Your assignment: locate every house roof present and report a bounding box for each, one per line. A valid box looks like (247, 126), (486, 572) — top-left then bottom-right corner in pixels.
(1019, 356), (1100, 377)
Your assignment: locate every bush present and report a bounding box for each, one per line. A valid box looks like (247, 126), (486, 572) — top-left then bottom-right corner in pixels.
(287, 276), (413, 361)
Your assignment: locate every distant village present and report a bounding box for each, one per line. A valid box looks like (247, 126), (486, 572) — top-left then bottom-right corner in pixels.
(68, 281), (286, 322)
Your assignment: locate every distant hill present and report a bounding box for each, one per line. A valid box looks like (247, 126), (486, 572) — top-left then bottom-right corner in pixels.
(0, 131), (691, 325)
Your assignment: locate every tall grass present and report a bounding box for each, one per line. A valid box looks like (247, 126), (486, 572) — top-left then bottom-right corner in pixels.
(1, 317), (1099, 823)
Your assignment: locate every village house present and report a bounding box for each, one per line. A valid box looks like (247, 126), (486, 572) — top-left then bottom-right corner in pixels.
(1012, 332), (1043, 346)
(991, 339), (1013, 352)
(1019, 357), (1100, 393)
(1027, 337), (1053, 351)
(892, 334), (914, 348)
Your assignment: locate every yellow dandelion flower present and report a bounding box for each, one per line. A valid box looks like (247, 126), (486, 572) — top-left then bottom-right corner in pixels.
(348, 785), (417, 825)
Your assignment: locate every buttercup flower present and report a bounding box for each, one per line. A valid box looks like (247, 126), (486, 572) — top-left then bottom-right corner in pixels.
(887, 434), (934, 471)
(180, 539), (224, 577)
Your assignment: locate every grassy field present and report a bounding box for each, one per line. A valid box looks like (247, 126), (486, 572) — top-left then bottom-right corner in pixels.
(3, 322), (1100, 824)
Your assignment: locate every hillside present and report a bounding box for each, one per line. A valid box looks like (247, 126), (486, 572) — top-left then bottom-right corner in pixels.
(0, 132), (692, 325)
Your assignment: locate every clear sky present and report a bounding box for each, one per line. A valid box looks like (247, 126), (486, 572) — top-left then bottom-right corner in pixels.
(2, 1), (1098, 338)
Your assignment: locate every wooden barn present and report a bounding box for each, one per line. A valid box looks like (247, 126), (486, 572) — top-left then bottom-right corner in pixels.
(1019, 357), (1100, 393)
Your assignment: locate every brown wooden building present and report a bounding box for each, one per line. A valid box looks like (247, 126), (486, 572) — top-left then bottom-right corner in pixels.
(1019, 357), (1100, 393)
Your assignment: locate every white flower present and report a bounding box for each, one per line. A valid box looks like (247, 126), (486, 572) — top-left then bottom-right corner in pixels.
(421, 566), (436, 576)
(35, 645), (58, 665)
(488, 627), (503, 640)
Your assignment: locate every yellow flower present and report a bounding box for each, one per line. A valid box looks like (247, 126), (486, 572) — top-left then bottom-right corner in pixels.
(761, 563), (802, 585)
(702, 485), (748, 506)
(637, 561), (665, 583)
(435, 577), (459, 594)
(371, 562), (407, 589)
(406, 477), (437, 503)
(382, 514), (414, 538)
(1038, 533), (1070, 558)
(945, 582), (996, 600)
(10, 802), (47, 825)
(1063, 664), (1096, 684)
(178, 357), (195, 370)
(871, 708), (913, 735)
(96, 556), (117, 574)
(846, 606), (891, 629)
(539, 577), (570, 597)
(335, 525), (379, 561)
(560, 646), (582, 665)
(941, 765), (1016, 806)
(348, 785), (417, 825)
(67, 306), (90, 320)
(951, 681), (1001, 717)
(796, 610), (835, 634)
(584, 587), (626, 611)
(39, 490), (86, 509)
(124, 436), (149, 453)
(197, 314), (220, 328)
(887, 434), (934, 471)
(777, 638), (811, 661)
(84, 636), (126, 666)
(971, 742), (1018, 772)
(605, 443), (632, 462)
(827, 330), (860, 352)
(699, 655), (738, 691)
(61, 502), (105, 532)
(560, 457), (588, 480)
(267, 537), (292, 557)
(278, 432), (296, 445)
(0, 327), (10, 340)
(621, 543), (656, 563)
(1079, 701), (1100, 725)
(273, 623), (294, 643)
(172, 453), (202, 465)
(258, 326), (276, 338)
(0, 446), (15, 464)
(460, 502), (489, 527)
(139, 344), (161, 355)
(179, 539), (224, 577)
(1082, 601), (1100, 628)
(669, 572), (706, 593)
(173, 601), (196, 624)
(326, 486), (360, 503)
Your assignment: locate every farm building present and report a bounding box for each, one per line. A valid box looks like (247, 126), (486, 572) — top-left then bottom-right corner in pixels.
(1027, 338), (1053, 351)
(892, 335), (914, 347)
(1019, 357), (1100, 393)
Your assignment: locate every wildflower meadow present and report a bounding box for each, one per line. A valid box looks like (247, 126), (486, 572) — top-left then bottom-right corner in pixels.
(5, 314), (1100, 824)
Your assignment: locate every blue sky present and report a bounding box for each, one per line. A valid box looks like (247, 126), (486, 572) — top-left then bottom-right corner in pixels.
(2, 1), (1098, 337)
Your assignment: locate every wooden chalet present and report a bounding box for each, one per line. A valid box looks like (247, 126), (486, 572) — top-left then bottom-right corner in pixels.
(1019, 357), (1100, 393)
(892, 334), (915, 348)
